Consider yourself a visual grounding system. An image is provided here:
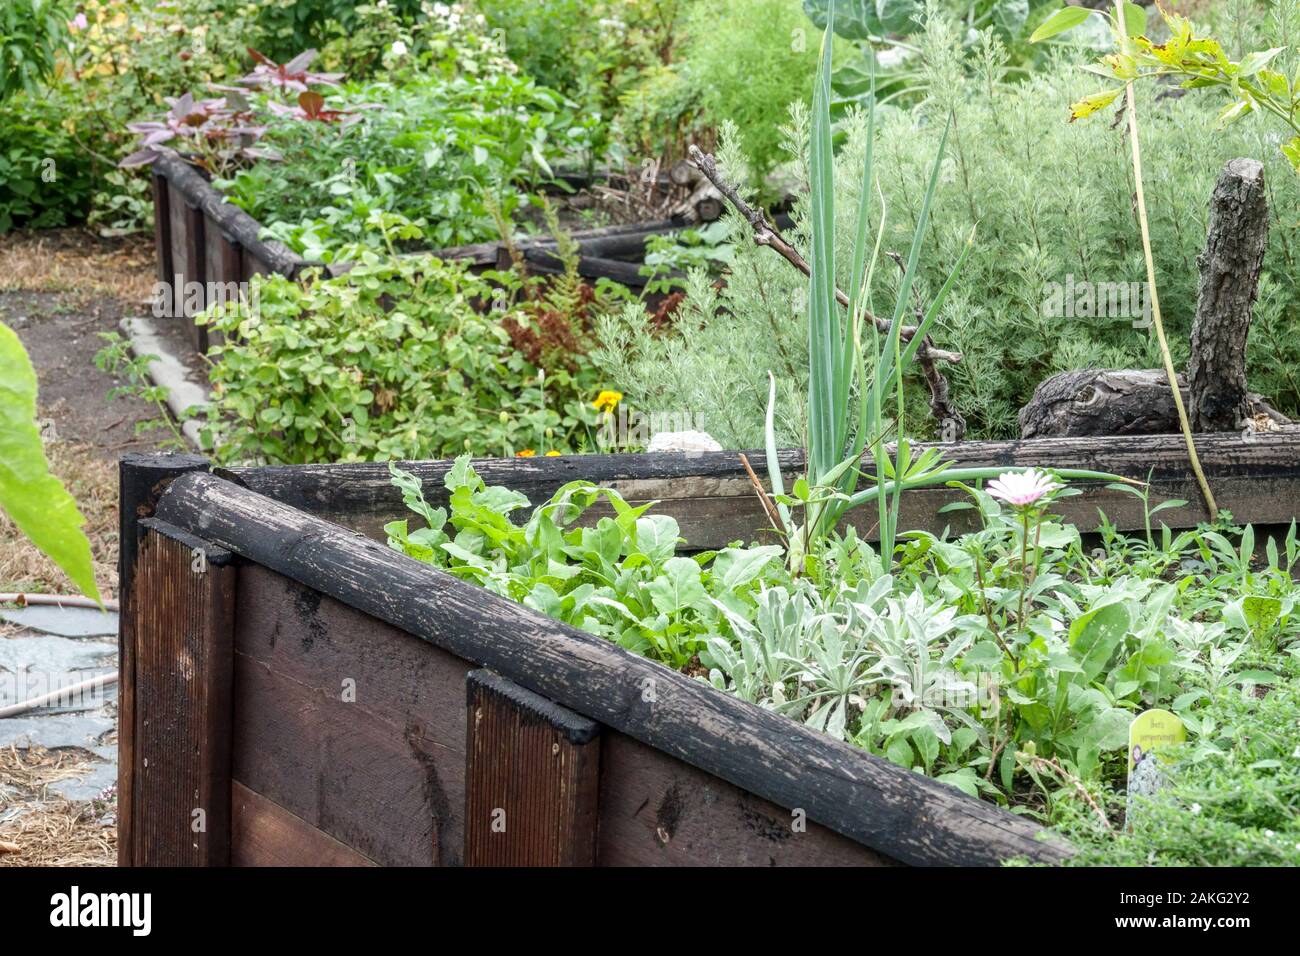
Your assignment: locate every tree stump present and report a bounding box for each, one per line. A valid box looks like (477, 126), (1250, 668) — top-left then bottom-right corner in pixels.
(1019, 158), (1279, 438)
(1187, 157), (1270, 431)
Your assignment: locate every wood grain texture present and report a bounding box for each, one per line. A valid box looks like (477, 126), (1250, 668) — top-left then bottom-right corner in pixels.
(1189, 158), (1271, 432)
(465, 670), (600, 866)
(230, 562), (470, 866)
(154, 152), (305, 277)
(596, 731), (893, 867)
(231, 782), (378, 867)
(223, 431), (1300, 545)
(126, 521), (236, 866)
(151, 172), (172, 293)
(116, 454), (211, 866)
(156, 472), (1071, 866)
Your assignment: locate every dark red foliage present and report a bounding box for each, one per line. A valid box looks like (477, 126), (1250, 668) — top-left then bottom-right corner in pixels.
(503, 282), (598, 372)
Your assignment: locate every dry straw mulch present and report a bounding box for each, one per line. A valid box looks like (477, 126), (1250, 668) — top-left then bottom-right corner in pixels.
(0, 745), (115, 867)
(0, 228), (155, 308)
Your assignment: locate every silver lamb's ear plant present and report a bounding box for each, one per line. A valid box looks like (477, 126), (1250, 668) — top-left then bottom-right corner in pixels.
(765, 8), (1133, 574)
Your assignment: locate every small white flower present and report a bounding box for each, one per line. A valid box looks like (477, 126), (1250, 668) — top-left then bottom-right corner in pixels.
(986, 468), (1060, 507)
(1265, 829), (1275, 838)
(391, 40), (409, 57)
(1190, 802), (1201, 814)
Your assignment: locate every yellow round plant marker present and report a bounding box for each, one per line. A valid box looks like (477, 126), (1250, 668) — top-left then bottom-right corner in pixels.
(1127, 708), (1187, 808)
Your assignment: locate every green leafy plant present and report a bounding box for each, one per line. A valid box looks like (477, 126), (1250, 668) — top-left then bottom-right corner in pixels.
(759, 12), (1124, 571)
(195, 253), (607, 464)
(1033, 0), (1223, 516)
(0, 0), (72, 102)
(0, 323), (99, 601)
(597, 9), (1300, 443)
(1037, 1), (1300, 173)
(92, 332), (186, 449)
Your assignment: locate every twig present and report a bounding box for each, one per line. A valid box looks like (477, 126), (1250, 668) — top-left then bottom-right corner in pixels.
(1027, 754), (1114, 833)
(689, 145), (965, 436)
(738, 453), (785, 532)
(1114, 0), (1217, 518)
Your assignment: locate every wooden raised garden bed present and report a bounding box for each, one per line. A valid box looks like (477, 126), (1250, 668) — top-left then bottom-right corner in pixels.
(149, 153), (708, 352)
(116, 431), (1300, 867)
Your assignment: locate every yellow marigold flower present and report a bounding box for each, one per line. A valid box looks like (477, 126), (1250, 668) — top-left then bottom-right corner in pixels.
(593, 389), (623, 412)
(545, 450), (561, 457)
(516, 449), (536, 457)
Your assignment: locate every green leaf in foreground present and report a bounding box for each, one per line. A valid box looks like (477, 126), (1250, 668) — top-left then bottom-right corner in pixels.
(0, 322), (100, 602)
(1029, 6), (1091, 43)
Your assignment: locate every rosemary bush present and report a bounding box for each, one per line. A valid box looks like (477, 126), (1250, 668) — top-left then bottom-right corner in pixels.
(597, 11), (1300, 443)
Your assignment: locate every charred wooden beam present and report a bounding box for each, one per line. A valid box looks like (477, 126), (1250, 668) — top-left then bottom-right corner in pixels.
(154, 470), (1067, 867)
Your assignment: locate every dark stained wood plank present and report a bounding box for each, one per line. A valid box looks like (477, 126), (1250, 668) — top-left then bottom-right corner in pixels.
(230, 562), (470, 866)
(126, 521), (236, 866)
(596, 732), (894, 867)
(151, 171), (173, 295)
(154, 152), (305, 277)
(222, 431), (1300, 547)
(156, 473), (1071, 866)
(465, 670), (600, 866)
(231, 782), (378, 867)
(116, 455), (210, 866)
(182, 203), (208, 352)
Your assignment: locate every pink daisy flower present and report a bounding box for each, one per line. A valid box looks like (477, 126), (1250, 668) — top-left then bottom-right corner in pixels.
(986, 469), (1060, 507)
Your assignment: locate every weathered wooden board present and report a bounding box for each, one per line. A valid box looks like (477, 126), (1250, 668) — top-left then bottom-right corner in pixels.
(156, 472), (1070, 866)
(223, 431), (1300, 547)
(122, 520), (236, 866)
(231, 782), (378, 867)
(596, 731), (894, 867)
(465, 670), (601, 866)
(230, 562), (470, 866)
(151, 172), (173, 292)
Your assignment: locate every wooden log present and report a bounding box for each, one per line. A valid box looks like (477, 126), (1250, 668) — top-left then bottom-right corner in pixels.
(1188, 158), (1270, 431)
(220, 431), (1300, 548)
(464, 670), (601, 866)
(154, 471), (1070, 866)
(124, 519), (236, 866)
(521, 248), (652, 286)
(1018, 369), (1288, 438)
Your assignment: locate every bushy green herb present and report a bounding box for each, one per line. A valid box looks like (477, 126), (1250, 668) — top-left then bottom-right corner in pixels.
(216, 21), (601, 258)
(598, 10), (1300, 442)
(388, 454), (1300, 862)
(194, 255), (606, 464)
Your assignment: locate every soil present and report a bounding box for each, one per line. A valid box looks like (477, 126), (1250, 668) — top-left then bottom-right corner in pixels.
(0, 228), (185, 463)
(0, 290), (160, 459)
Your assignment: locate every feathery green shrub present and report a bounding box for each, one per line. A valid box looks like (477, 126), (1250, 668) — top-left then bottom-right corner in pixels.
(597, 15), (1300, 444)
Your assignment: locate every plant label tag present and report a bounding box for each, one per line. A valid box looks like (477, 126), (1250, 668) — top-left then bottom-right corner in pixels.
(1126, 708), (1186, 828)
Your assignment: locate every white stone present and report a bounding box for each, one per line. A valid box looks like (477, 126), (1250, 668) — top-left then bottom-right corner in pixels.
(646, 431), (722, 453)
